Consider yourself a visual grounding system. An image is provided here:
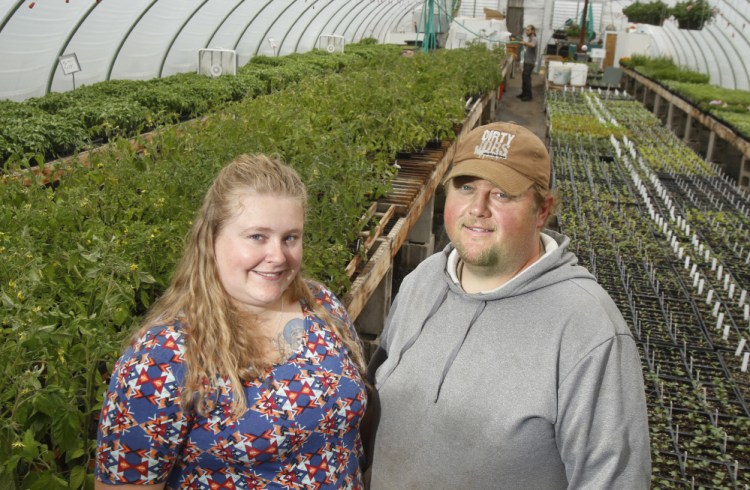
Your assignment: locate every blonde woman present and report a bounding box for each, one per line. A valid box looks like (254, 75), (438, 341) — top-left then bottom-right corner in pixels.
(95, 154), (368, 489)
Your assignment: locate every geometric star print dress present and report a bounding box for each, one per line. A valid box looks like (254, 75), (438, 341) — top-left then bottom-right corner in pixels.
(96, 284), (367, 489)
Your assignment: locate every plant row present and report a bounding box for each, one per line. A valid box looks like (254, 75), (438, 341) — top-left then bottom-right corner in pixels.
(0, 42), (388, 166)
(619, 55), (750, 139)
(0, 44), (505, 488)
(547, 87), (750, 488)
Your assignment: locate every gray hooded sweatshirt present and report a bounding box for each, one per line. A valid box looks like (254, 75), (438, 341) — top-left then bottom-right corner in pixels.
(370, 231), (651, 489)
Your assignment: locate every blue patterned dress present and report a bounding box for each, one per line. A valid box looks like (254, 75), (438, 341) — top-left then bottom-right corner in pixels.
(96, 285), (366, 489)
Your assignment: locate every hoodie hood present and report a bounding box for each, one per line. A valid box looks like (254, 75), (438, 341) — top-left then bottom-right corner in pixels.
(376, 229), (597, 401)
(442, 229), (594, 300)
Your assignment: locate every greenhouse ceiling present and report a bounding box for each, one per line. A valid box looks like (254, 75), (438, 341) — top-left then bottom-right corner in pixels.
(0, 0), (421, 102)
(2, 0), (749, 101)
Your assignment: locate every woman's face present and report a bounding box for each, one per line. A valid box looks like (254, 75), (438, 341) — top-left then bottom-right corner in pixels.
(214, 192), (304, 314)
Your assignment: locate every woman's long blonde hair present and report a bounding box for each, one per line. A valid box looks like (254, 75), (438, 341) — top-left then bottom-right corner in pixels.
(138, 154), (366, 417)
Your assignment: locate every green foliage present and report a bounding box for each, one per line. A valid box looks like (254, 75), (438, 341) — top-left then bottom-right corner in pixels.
(622, 0), (714, 29)
(716, 111), (750, 137)
(0, 47), (388, 166)
(0, 43), (505, 486)
(565, 23), (581, 37)
(670, 0), (716, 29)
(620, 57), (750, 140)
(622, 0), (669, 26)
(660, 81), (750, 140)
(664, 81), (750, 109)
(0, 103), (88, 161)
(625, 55), (710, 84)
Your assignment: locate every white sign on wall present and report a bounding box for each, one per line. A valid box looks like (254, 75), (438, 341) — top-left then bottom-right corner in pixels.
(59, 53), (81, 76)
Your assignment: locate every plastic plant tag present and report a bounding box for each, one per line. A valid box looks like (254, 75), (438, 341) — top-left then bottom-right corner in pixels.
(735, 338), (746, 357)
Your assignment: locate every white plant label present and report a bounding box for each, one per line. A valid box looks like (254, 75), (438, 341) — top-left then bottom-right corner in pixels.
(735, 338), (746, 357)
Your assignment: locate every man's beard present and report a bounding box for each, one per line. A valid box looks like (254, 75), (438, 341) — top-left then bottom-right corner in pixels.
(454, 240), (503, 272)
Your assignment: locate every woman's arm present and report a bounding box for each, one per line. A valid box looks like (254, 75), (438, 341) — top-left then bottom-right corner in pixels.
(95, 325), (190, 486)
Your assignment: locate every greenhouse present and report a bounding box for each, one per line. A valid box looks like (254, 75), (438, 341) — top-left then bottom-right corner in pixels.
(1, 0), (750, 488)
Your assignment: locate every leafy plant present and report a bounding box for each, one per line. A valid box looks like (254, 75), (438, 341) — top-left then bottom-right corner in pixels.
(565, 23), (581, 38)
(622, 0), (715, 29)
(1, 46), (393, 167)
(622, 0), (669, 26)
(624, 55), (710, 84)
(0, 42), (506, 487)
(670, 0), (716, 30)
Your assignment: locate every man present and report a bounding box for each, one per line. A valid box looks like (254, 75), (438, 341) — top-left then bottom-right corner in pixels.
(518, 25), (538, 101)
(367, 122), (651, 489)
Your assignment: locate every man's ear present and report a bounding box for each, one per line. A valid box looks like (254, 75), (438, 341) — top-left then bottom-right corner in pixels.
(536, 195), (554, 228)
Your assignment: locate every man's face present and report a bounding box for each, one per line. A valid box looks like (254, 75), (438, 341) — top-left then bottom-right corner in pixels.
(444, 177), (548, 279)
(525, 27), (533, 36)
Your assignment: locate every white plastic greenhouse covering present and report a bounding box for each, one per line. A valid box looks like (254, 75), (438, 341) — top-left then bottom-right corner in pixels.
(0, 0), (422, 102)
(636, 0), (750, 91)
(2, 0), (749, 101)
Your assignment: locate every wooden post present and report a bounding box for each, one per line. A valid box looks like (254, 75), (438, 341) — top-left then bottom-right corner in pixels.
(706, 131), (716, 163)
(653, 93), (661, 119)
(667, 102), (674, 130)
(684, 114), (693, 143)
(355, 265), (393, 336)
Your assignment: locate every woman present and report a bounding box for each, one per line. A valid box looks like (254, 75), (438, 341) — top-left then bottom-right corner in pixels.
(96, 154), (368, 489)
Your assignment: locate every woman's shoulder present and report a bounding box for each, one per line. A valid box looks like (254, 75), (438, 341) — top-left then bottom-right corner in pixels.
(118, 320), (189, 371)
(134, 319), (187, 348)
(307, 280), (340, 305)
(306, 280), (350, 323)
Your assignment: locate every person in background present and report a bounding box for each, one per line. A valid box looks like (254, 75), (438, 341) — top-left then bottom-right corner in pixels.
(95, 154), (368, 489)
(518, 25), (538, 101)
(367, 122), (651, 489)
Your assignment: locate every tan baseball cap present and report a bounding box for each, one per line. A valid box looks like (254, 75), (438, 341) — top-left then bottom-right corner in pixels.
(443, 122), (550, 195)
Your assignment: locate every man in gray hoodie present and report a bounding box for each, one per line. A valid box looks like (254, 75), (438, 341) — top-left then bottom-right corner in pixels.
(367, 122), (651, 489)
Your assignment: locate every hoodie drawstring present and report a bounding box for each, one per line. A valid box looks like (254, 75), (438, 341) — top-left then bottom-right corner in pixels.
(434, 300), (486, 402)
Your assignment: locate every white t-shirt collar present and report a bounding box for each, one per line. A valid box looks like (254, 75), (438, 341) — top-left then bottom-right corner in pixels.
(447, 232), (557, 293)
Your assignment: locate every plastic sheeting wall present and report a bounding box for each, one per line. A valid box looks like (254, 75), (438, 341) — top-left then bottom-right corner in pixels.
(0, 0), (420, 102)
(626, 0), (750, 90)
